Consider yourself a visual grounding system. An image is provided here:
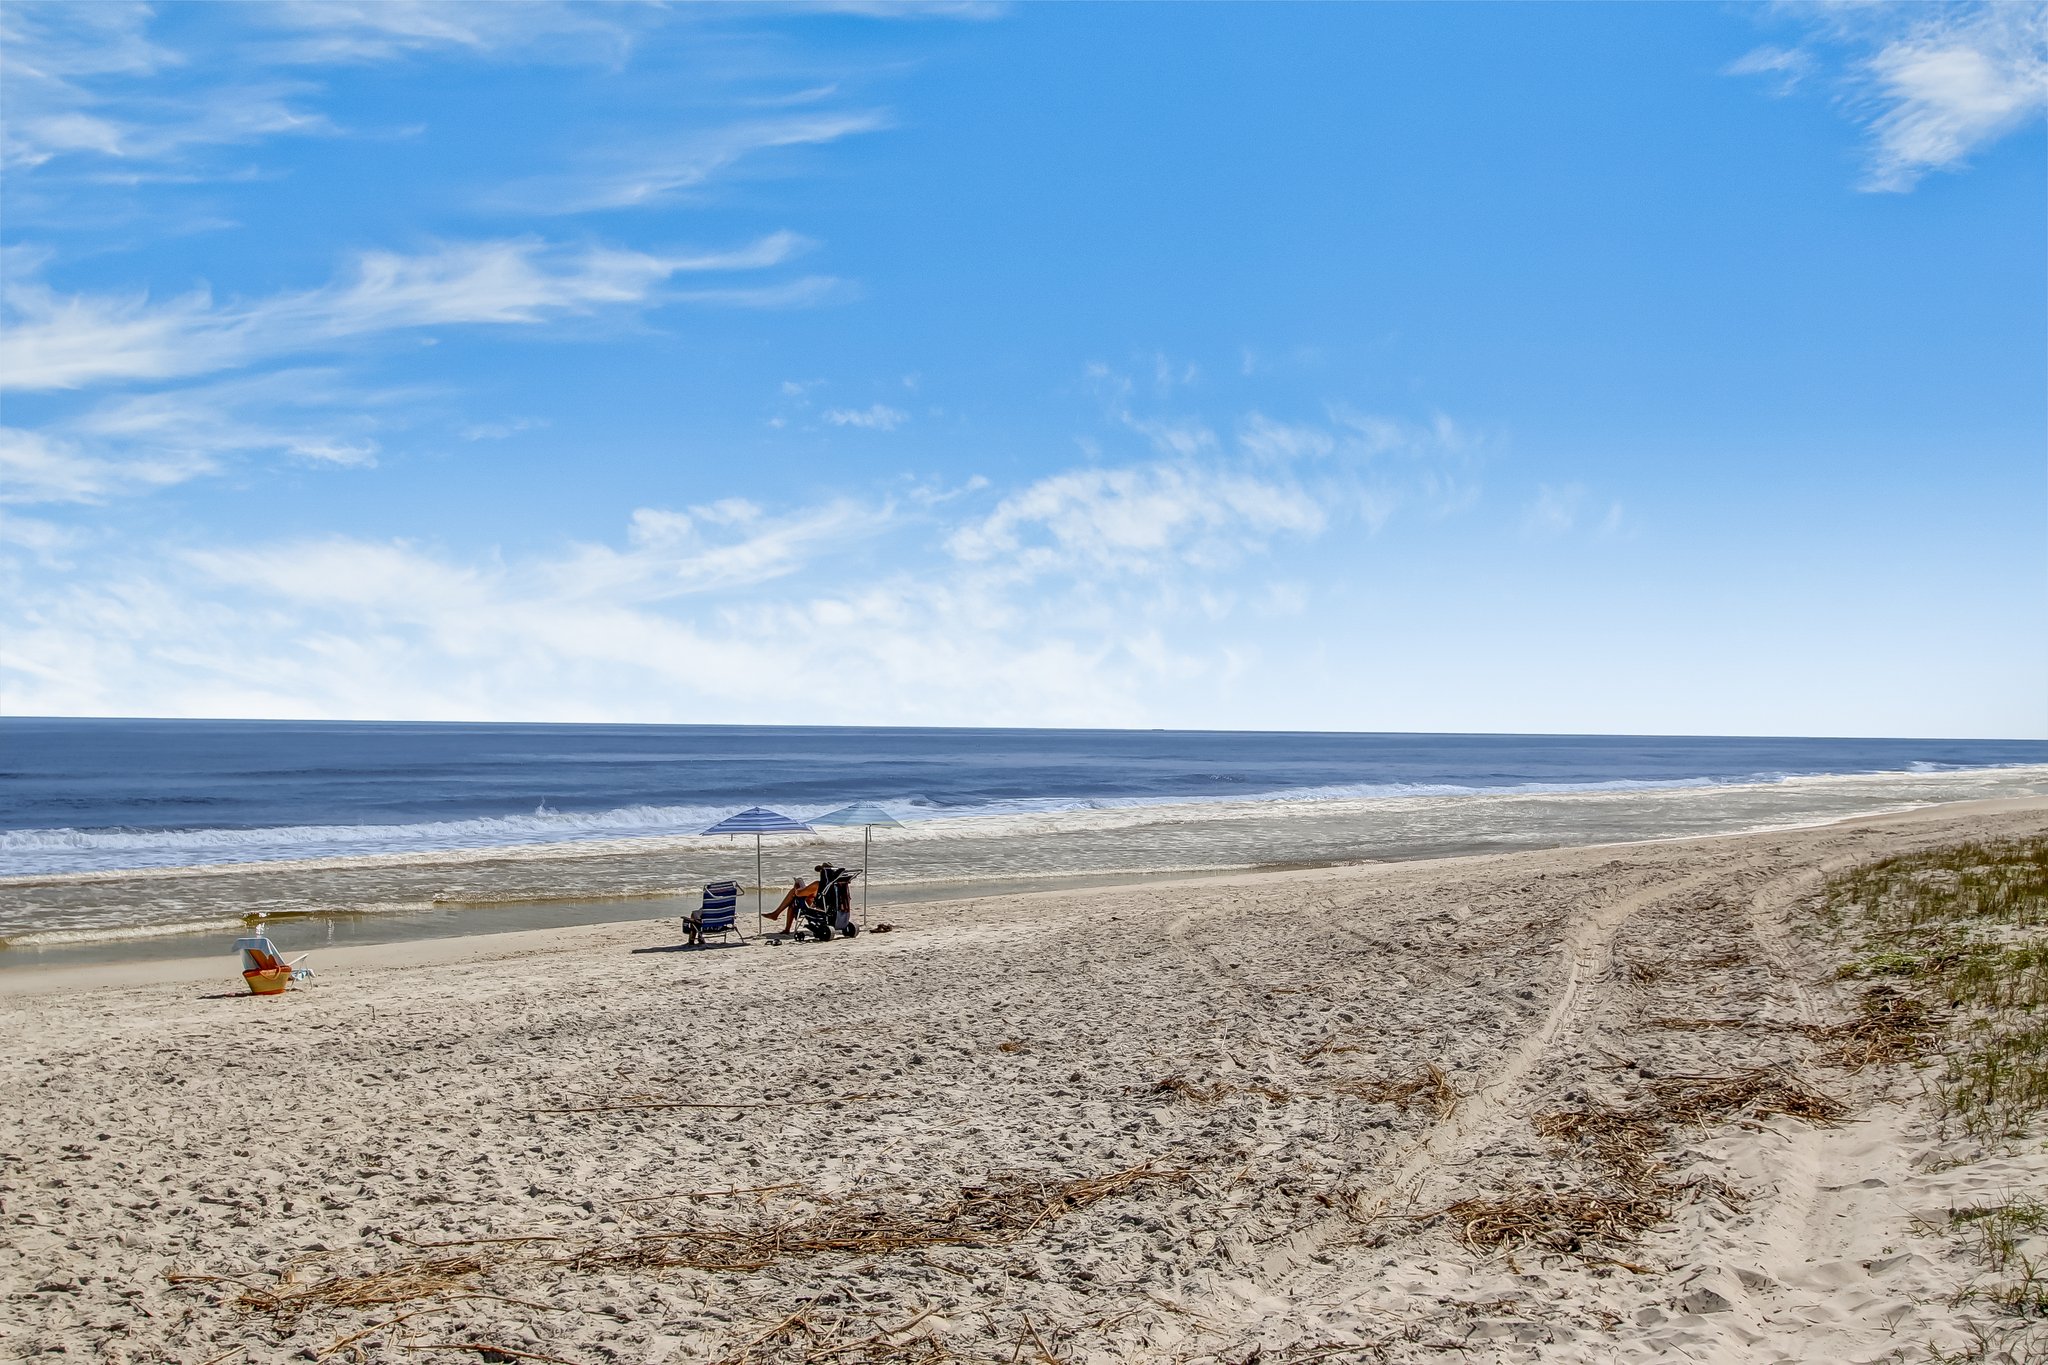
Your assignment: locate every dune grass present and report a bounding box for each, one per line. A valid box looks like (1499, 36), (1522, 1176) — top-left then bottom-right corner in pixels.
(1821, 835), (2048, 1139)
(1822, 836), (2048, 1360)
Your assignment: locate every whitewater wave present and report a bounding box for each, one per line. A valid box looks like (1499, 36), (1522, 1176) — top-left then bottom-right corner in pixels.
(0, 801), (739, 859)
(3, 916), (257, 948)
(2, 763), (2031, 878)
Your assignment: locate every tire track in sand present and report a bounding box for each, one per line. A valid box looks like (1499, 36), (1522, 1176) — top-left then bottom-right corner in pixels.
(1220, 862), (1739, 1321)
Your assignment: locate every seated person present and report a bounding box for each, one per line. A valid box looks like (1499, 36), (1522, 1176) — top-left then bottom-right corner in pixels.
(817, 863), (852, 913)
(815, 863), (860, 932)
(766, 874), (820, 934)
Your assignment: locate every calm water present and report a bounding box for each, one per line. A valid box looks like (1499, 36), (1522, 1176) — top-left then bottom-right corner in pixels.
(4, 718), (2043, 876)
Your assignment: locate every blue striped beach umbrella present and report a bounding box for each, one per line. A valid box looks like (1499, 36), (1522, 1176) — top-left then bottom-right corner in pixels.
(812, 802), (903, 924)
(701, 806), (811, 936)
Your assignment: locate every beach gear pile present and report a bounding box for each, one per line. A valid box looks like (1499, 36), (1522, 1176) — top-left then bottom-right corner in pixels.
(233, 918), (312, 995)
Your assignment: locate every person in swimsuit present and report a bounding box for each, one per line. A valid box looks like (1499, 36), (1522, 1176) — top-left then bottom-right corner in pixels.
(765, 874), (819, 935)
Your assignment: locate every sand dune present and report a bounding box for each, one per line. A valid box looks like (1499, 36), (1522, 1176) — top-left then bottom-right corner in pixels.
(4, 800), (2045, 1362)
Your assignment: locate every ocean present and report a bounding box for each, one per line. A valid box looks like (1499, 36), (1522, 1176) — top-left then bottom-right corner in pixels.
(4, 719), (2045, 960)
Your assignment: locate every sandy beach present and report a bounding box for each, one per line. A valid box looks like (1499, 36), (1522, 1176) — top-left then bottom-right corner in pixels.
(5, 799), (2046, 1363)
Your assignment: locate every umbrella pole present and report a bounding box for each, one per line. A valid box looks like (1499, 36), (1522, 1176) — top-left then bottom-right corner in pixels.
(755, 834), (764, 939)
(862, 825), (870, 925)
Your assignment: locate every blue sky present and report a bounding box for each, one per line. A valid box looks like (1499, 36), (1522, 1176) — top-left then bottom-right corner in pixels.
(3, 1), (2043, 736)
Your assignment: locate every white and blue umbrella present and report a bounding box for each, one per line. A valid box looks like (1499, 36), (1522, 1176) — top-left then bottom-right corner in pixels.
(701, 806), (811, 936)
(811, 802), (903, 924)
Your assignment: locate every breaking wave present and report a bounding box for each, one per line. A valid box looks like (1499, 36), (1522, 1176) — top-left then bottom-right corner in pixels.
(0, 765), (2010, 878)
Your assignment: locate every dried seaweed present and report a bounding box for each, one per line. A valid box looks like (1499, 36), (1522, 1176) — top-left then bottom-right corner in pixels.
(1325, 1064), (1460, 1120)
(1445, 1065), (1839, 1260)
(1142, 1076), (1293, 1105)
(1438, 1188), (1667, 1255)
(1142, 1064), (1457, 1118)
(1532, 1107), (1665, 1189)
(609, 1161), (1190, 1272)
(1648, 1065), (1847, 1128)
(1813, 983), (1943, 1070)
(396, 1347), (587, 1365)
(1297, 1035), (1365, 1062)
(1642, 1017), (1752, 1032)
(1620, 957), (1666, 987)
(234, 1164), (1189, 1338)
(237, 1256), (485, 1317)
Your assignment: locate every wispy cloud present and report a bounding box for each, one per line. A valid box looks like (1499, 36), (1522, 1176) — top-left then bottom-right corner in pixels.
(0, 1), (336, 172)
(1860, 7), (2048, 191)
(76, 369), (388, 461)
(1, 506), (1201, 725)
(804, 2), (1009, 21)
(1521, 483), (1624, 541)
(248, 1), (657, 66)
(0, 510), (86, 564)
(0, 232), (815, 391)
(824, 403), (909, 431)
(0, 382), (1486, 723)
(0, 413), (1350, 723)
(1723, 45), (1811, 96)
(1053, 365), (1484, 569)
(498, 112), (892, 214)
(947, 463), (1324, 579)
(550, 498), (884, 604)
(0, 424), (216, 505)
(674, 274), (855, 310)
(458, 417), (544, 442)
(1522, 483), (1583, 539)
(1729, 4), (2048, 191)
(1233, 407), (1481, 529)
(1, 369), (401, 505)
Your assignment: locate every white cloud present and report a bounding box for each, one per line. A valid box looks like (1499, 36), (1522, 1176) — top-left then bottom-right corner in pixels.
(1724, 45), (1811, 94)
(947, 462), (1323, 578)
(1234, 406), (1481, 527)
(1862, 8), (2048, 191)
(1522, 483), (1584, 539)
(824, 403), (909, 431)
(805, 2), (1007, 19)
(0, 510), (86, 563)
(0, 494), (1181, 725)
(1521, 484), (1624, 541)
(2, 369), (418, 505)
(186, 536), (493, 614)
(0, 425), (215, 505)
(1237, 413), (1336, 463)
(501, 113), (892, 214)
(77, 370), (382, 461)
(1083, 359), (1218, 456)
(550, 497), (879, 603)
(1149, 352), (1199, 394)
(249, 1), (654, 66)
(0, 233), (813, 391)
(1730, 5), (2048, 191)
(0, 393), (1480, 724)
(993, 380), (1483, 584)
(673, 275), (854, 310)
(0, 4), (336, 172)
(458, 417), (544, 442)
(0, 2), (172, 82)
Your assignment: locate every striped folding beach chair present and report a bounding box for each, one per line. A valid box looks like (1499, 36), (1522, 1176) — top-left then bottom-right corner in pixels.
(692, 879), (745, 947)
